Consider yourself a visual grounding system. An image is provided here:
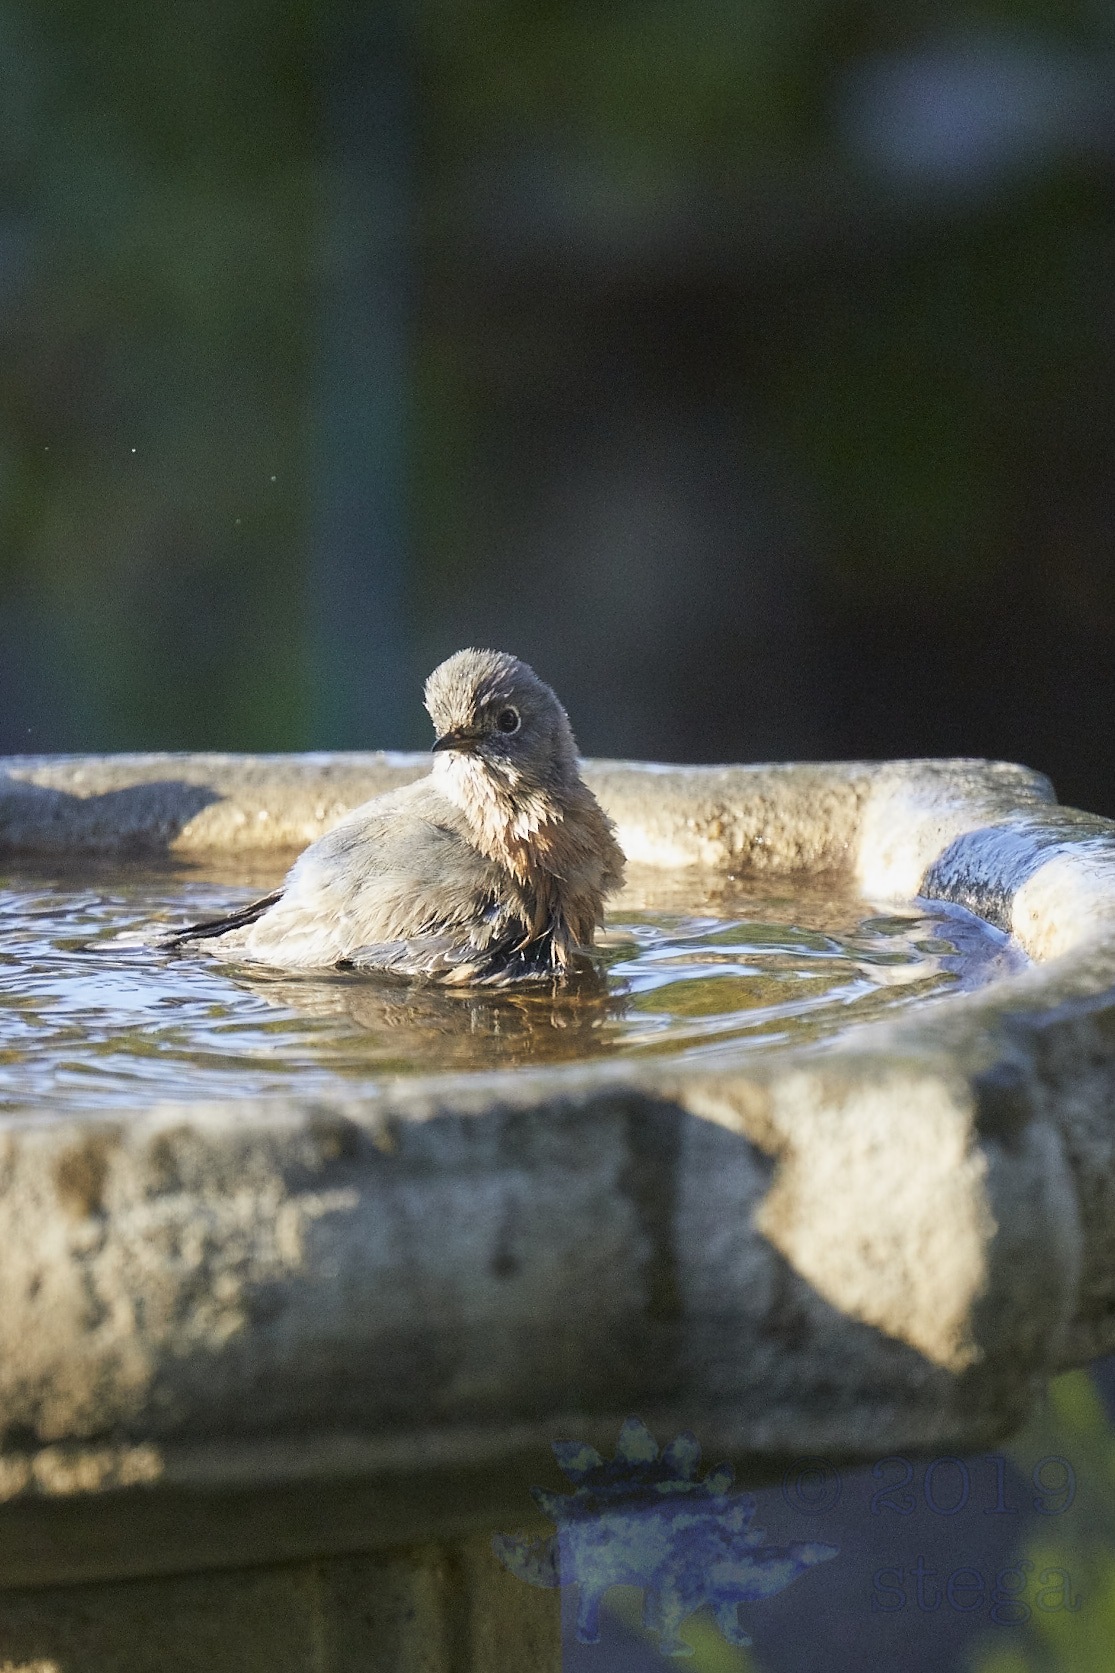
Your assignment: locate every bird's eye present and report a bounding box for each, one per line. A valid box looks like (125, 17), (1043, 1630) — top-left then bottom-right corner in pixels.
(496, 706), (520, 734)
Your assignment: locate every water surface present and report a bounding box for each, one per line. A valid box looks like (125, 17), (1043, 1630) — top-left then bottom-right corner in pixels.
(0, 863), (1025, 1112)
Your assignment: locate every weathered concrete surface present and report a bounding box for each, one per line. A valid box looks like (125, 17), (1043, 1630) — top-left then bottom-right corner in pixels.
(2, 753), (1115, 1639)
(0, 1532), (557, 1673)
(0, 1069), (1072, 1585)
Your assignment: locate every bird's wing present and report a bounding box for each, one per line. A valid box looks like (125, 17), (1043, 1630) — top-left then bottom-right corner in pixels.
(160, 779), (529, 968)
(290, 783), (528, 950)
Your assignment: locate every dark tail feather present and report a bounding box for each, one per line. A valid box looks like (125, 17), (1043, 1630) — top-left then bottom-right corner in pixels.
(162, 890), (284, 946)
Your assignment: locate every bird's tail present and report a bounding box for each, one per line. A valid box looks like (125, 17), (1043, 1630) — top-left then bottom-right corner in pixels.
(160, 890), (284, 947)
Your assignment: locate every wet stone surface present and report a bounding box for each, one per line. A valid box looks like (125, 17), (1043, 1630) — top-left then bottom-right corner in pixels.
(0, 861), (1024, 1112)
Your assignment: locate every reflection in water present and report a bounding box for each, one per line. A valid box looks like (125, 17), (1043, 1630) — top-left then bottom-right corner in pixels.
(0, 860), (1026, 1111)
(254, 961), (625, 1073)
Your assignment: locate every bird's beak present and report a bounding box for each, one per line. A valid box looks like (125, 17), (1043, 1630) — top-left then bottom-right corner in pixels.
(432, 728), (482, 755)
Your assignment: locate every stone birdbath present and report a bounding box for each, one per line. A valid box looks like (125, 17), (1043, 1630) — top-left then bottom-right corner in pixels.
(0, 751), (1114, 1671)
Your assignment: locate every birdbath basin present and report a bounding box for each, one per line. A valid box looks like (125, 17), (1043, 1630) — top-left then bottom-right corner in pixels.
(1, 751), (1115, 1670)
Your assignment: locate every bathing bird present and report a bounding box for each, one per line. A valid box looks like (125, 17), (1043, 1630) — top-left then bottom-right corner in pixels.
(164, 649), (626, 984)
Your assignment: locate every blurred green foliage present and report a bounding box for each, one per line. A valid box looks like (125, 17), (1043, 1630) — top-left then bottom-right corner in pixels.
(1, 0), (1113, 751)
(774, 177), (1114, 588)
(416, 0), (1115, 676)
(419, 0), (1105, 165)
(606, 1582), (757, 1667)
(968, 1370), (1115, 1672)
(0, 0), (315, 747)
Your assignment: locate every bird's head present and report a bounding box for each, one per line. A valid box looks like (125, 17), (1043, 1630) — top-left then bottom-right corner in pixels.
(424, 648), (579, 791)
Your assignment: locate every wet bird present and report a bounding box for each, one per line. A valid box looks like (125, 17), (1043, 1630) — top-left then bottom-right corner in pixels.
(164, 649), (626, 984)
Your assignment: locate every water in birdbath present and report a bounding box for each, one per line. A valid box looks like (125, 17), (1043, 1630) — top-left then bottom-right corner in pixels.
(0, 860), (1024, 1113)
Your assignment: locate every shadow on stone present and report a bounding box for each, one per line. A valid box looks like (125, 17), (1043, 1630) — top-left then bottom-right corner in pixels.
(0, 774), (225, 857)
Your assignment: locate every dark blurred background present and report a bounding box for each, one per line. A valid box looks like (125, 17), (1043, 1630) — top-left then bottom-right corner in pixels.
(2, 1), (1114, 811)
